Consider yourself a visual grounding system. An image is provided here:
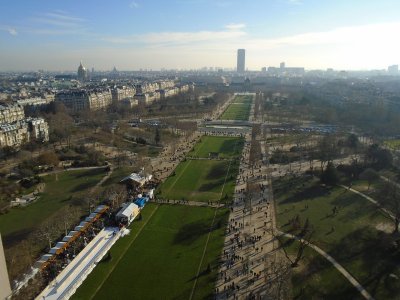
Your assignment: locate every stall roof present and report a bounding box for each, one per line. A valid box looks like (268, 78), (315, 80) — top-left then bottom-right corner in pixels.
(34, 254), (54, 268)
(120, 173), (146, 186)
(62, 235), (73, 242)
(134, 197), (148, 208)
(94, 205), (108, 213)
(55, 242), (67, 248)
(67, 231), (79, 237)
(85, 216), (94, 222)
(116, 203), (139, 219)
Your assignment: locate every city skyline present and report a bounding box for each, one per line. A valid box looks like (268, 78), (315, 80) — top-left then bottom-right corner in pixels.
(1, 0), (400, 71)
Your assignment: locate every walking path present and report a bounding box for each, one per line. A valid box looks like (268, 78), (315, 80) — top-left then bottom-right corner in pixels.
(38, 165), (108, 177)
(151, 199), (224, 208)
(380, 175), (400, 190)
(214, 97), (290, 299)
(276, 230), (375, 300)
(339, 184), (395, 221)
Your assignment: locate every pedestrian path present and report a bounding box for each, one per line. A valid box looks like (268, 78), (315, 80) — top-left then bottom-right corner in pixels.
(276, 230), (375, 300)
(339, 185), (395, 220)
(214, 132), (288, 299)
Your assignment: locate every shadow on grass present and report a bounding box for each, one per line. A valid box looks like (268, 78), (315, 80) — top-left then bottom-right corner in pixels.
(293, 253), (361, 300)
(206, 163), (227, 180)
(71, 181), (97, 193)
(2, 228), (33, 248)
(74, 168), (106, 178)
(328, 227), (400, 299)
(280, 185), (329, 205)
(199, 179), (225, 192)
(173, 220), (211, 246)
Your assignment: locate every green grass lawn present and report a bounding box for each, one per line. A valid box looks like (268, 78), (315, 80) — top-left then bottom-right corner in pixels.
(158, 159), (238, 203)
(187, 136), (244, 159)
(278, 236), (362, 300)
(0, 168), (106, 243)
(384, 139), (400, 150)
(73, 204), (229, 300)
(274, 176), (400, 299)
(219, 103), (251, 121)
(219, 95), (253, 121)
(232, 95), (253, 104)
(101, 166), (134, 188)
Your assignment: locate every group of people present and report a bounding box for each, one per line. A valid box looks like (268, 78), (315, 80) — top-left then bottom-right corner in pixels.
(215, 135), (276, 300)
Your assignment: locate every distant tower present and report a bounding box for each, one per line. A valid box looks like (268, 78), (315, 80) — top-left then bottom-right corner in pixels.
(77, 61), (88, 82)
(280, 62), (285, 69)
(0, 234), (11, 300)
(237, 49), (245, 73)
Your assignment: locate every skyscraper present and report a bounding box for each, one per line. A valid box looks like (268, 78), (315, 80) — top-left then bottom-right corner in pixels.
(237, 49), (245, 73)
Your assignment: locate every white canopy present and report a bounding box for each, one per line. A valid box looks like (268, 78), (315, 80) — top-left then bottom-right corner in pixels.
(116, 203), (139, 220)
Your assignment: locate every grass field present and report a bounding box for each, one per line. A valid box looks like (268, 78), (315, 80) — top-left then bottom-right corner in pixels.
(73, 204), (229, 300)
(187, 136), (244, 159)
(158, 159), (238, 203)
(0, 168), (106, 244)
(278, 236), (361, 300)
(384, 139), (400, 150)
(274, 175), (400, 299)
(219, 95), (253, 121)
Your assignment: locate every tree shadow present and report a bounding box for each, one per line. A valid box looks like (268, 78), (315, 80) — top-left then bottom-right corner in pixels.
(173, 220), (211, 245)
(328, 227), (400, 298)
(199, 179), (225, 192)
(281, 185), (329, 205)
(206, 163), (227, 180)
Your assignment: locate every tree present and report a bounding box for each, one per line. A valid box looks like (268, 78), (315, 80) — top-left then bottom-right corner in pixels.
(155, 127), (161, 145)
(36, 220), (57, 249)
(365, 144), (393, 170)
(359, 168), (379, 190)
(320, 162), (339, 186)
(381, 181), (400, 234)
(37, 151), (59, 166)
(347, 133), (359, 150)
(280, 222), (313, 268)
(317, 135), (337, 171)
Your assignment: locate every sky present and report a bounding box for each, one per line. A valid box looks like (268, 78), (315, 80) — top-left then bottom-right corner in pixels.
(0, 0), (400, 71)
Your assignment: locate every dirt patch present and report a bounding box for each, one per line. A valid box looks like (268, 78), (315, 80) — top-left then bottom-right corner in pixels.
(375, 222), (394, 233)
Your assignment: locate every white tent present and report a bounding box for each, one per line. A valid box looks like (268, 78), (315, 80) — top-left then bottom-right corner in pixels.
(115, 203), (140, 224)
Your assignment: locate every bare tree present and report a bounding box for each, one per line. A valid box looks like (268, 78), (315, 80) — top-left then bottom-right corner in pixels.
(381, 180), (400, 233)
(36, 220), (57, 249)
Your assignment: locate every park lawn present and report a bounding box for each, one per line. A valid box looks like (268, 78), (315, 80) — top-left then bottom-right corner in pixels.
(384, 139), (400, 150)
(158, 159), (238, 203)
(101, 166), (134, 188)
(232, 95), (253, 104)
(274, 176), (400, 299)
(0, 168), (106, 242)
(219, 103), (251, 121)
(187, 136), (244, 159)
(278, 236), (362, 300)
(73, 204), (229, 300)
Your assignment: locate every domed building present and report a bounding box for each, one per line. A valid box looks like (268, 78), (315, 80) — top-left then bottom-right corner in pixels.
(77, 61), (88, 82)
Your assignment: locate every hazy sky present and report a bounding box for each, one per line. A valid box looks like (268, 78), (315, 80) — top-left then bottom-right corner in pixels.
(1, 0), (400, 71)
